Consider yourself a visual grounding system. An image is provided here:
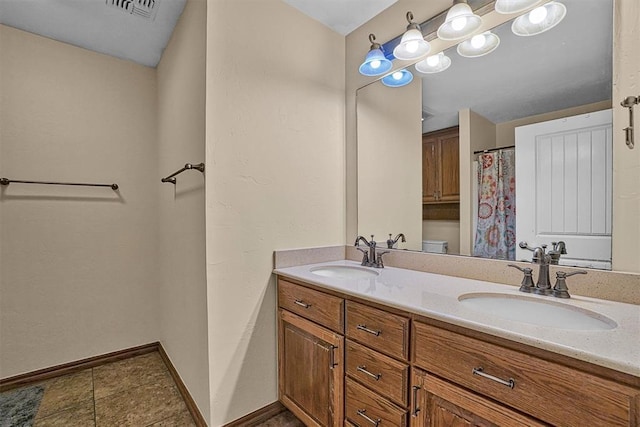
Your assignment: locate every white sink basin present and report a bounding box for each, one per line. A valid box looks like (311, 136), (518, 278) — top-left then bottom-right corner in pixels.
(310, 265), (380, 279)
(458, 293), (617, 331)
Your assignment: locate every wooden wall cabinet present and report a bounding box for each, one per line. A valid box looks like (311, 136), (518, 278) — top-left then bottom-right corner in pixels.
(422, 127), (459, 204)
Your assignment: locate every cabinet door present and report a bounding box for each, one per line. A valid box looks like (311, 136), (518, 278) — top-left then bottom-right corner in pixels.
(279, 309), (344, 427)
(410, 369), (545, 427)
(422, 136), (439, 203)
(438, 133), (460, 202)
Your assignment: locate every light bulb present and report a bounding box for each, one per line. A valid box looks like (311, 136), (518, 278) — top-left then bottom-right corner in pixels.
(426, 54), (440, 66)
(405, 40), (419, 53)
(528, 6), (547, 24)
(370, 60), (381, 69)
(392, 71), (403, 80)
(471, 34), (486, 49)
(451, 16), (467, 31)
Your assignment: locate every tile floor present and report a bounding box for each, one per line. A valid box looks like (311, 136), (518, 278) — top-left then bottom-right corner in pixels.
(3, 351), (304, 427)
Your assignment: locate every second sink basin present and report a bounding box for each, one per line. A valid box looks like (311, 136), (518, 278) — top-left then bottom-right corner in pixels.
(458, 293), (617, 331)
(310, 265), (380, 279)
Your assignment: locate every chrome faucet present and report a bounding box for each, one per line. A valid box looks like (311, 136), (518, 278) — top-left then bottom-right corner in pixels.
(386, 233), (406, 249)
(355, 235), (387, 268)
(519, 241), (552, 295)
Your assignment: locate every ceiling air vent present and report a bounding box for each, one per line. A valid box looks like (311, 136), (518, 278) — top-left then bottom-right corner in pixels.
(106, 0), (160, 21)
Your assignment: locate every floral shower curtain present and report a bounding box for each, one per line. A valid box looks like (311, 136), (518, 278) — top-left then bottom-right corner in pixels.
(473, 149), (516, 260)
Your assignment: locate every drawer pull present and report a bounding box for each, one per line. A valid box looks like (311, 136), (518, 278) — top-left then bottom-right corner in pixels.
(411, 385), (421, 417)
(356, 365), (381, 381)
(356, 409), (380, 426)
(356, 324), (381, 336)
(329, 345), (338, 369)
(472, 367), (515, 389)
(294, 299), (311, 308)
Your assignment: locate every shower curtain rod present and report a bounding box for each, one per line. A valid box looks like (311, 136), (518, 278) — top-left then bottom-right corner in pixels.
(0, 178), (118, 190)
(473, 145), (515, 155)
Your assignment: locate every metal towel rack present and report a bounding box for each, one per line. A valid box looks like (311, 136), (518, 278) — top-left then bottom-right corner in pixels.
(0, 178), (118, 190)
(161, 163), (205, 185)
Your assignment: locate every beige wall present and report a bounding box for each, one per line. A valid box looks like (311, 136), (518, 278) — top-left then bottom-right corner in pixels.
(357, 79), (423, 251)
(157, 0), (210, 421)
(205, 0), (345, 424)
(422, 220), (460, 255)
(612, 0), (640, 272)
(0, 25), (160, 378)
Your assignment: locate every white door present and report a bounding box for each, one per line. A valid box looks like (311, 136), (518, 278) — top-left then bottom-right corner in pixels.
(515, 109), (612, 269)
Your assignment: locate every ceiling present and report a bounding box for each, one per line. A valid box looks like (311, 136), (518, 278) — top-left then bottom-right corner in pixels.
(421, 0), (612, 132)
(282, 0), (397, 35)
(0, 0), (187, 67)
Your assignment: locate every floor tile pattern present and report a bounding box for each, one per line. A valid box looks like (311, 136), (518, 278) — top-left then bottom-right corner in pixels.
(1, 351), (305, 426)
(1, 352), (195, 427)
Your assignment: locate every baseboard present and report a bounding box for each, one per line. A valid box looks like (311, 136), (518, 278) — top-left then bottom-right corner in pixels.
(0, 342), (158, 392)
(157, 344), (208, 427)
(0, 342), (208, 427)
(223, 401), (286, 427)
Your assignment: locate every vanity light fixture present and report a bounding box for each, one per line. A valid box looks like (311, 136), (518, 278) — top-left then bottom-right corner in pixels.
(511, 1), (567, 36)
(381, 69), (413, 88)
(494, 0), (545, 15)
(415, 52), (452, 74)
(393, 12), (431, 61)
(437, 0), (483, 41)
(457, 31), (500, 58)
(359, 34), (393, 76)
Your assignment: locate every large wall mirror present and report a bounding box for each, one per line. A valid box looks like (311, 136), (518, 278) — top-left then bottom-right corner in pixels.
(357, 0), (614, 269)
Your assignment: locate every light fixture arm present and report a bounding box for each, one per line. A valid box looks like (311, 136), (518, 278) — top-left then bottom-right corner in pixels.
(404, 11), (421, 32)
(368, 33), (381, 50)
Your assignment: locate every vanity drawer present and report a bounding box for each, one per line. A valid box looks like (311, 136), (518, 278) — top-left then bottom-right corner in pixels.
(346, 340), (409, 407)
(345, 378), (407, 427)
(278, 279), (344, 333)
(346, 301), (409, 360)
(413, 321), (640, 427)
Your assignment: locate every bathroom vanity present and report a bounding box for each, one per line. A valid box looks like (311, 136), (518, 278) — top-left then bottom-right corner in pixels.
(275, 260), (640, 427)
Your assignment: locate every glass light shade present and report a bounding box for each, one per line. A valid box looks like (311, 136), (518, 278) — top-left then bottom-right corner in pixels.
(415, 52), (452, 74)
(437, 1), (482, 41)
(457, 31), (500, 58)
(511, 2), (567, 36)
(393, 29), (431, 60)
(381, 69), (414, 88)
(494, 0), (545, 14)
(359, 47), (393, 76)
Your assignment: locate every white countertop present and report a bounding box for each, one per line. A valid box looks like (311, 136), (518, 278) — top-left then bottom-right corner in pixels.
(274, 260), (640, 377)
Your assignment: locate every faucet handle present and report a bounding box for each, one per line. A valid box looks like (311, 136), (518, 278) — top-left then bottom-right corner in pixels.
(356, 247), (369, 266)
(552, 270), (587, 299)
(508, 264), (535, 293)
(376, 251), (390, 268)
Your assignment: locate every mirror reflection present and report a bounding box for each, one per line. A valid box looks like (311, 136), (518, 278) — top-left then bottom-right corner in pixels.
(357, 0), (613, 270)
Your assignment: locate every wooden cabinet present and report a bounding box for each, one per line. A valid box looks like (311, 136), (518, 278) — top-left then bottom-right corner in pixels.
(422, 127), (459, 204)
(277, 276), (640, 427)
(410, 368), (545, 427)
(278, 281), (344, 427)
(412, 321), (640, 427)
